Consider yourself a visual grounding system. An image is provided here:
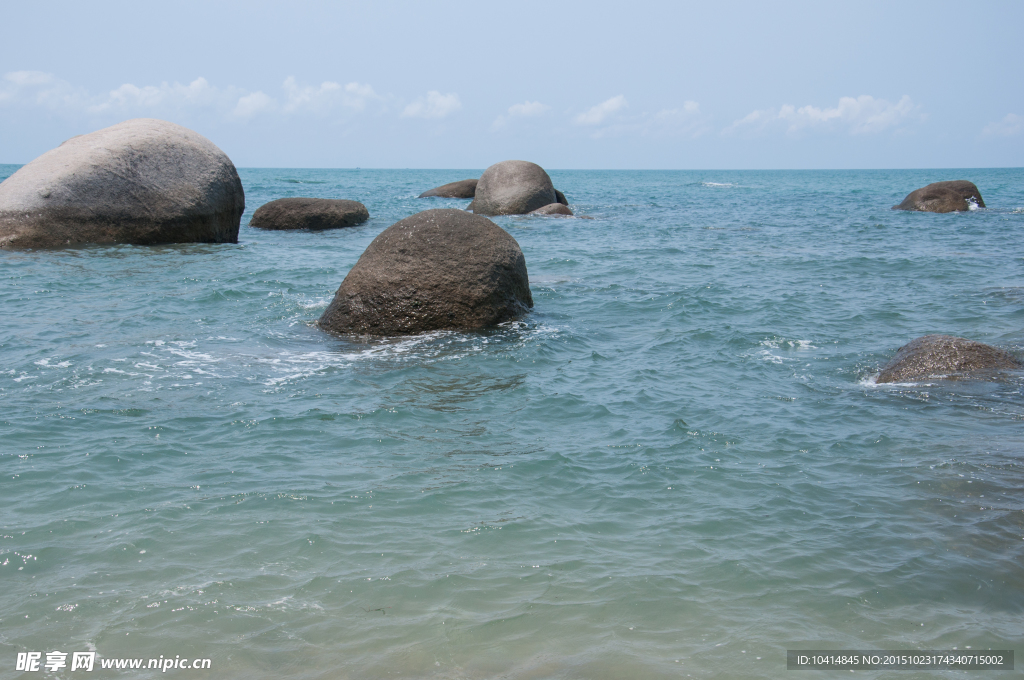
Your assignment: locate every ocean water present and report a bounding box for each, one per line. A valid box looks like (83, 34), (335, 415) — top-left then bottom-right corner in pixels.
(2, 166), (1023, 679)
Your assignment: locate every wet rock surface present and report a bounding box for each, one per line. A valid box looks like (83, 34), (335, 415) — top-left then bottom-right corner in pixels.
(876, 334), (1020, 383)
(892, 181), (985, 213)
(318, 208), (533, 335)
(418, 179), (478, 199)
(249, 198), (369, 230)
(530, 203), (574, 216)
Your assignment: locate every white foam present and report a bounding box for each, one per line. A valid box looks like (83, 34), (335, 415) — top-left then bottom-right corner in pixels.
(858, 374), (939, 388)
(296, 297), (332, 310)
(702, 181), (737, 188)
(34, 359), (72, 368)
(759, 338), (817, 350)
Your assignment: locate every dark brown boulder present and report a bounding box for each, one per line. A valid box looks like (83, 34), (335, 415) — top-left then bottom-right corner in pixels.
(555, 189), (568, 206)
(0, 118), (244, 248)
(892, 181), (985, 213)
(418, 179), (477, 198)
(530, 203), (574, 216)
(250, 198), (368, 230)
(471, 160), (557, 215)
(876, 334), (1020, 383)
(318, 208), (533, 336)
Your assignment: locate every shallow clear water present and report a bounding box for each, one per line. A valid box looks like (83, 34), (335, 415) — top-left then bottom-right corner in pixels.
(2, 166), (1023, 679)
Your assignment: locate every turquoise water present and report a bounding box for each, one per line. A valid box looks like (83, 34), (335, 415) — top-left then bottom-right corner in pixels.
(2, 166), (1023, 679)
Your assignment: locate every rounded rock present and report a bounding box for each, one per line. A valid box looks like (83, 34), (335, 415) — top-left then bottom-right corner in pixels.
(471, 160), (557, 216)
(892, 181), (985, 213)
(876, 334), (1020, 383)
(418, 179), (477, 199)
(250, 198), (369, 230)
(0, 118), (244, 248)
(318, 208), (533, 335)
(530, 203), (574, 216)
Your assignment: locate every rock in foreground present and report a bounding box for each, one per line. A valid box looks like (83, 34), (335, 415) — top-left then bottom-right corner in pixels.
(892, 181), (985, 213)
(876, 334), (1020, 383)
(418, 179), (477, 198)
(0, 118), (244, 248)
(250, 198), (368, 230)
(318, 209), (533, 335)
(530, 203), (574, 216)
(470, 160), (558, 216)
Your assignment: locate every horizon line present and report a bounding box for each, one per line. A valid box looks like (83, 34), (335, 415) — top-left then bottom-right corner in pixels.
(1, 163), (1022, 172)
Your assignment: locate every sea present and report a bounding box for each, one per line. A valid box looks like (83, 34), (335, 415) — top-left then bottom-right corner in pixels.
(2, 166), (1023, 679)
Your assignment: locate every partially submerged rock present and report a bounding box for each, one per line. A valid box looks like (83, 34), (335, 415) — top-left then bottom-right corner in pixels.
(892, 181), (985, 213)
(418, 179), (477, 198)
(530, 203), (573, 216)
(249, 198), (368, 230)
(555, 189), (568, 206)
(0, 118), (244, 248)
(876, 334), (1020, 383)
(318, 208), (533, 335)
(470, 160), (559, 215)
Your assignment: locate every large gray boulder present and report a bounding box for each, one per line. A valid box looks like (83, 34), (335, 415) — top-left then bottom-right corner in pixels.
(876, 334), (1020, 383)
(0, 118), (244, 248)
(418, 179), (477, 198)
(469, 160), (558, 216)
(892, 181), (985, 213)
(250, 198), (368, 230)
(318, 209), (533, 336)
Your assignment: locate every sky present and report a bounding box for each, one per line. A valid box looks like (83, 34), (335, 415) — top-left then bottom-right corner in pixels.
(1, 0), (1021, 169)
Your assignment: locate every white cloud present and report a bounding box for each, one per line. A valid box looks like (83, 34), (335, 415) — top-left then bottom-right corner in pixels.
(89, 77), (231, 113)
(646, 102), (707, 136)
(6, 71), (55, 87)
(574, 100), (707, 139)
(508, 100), (549, 118)
(233, 91), (275, 118)
(982, 113), (1023, 137)
(725, 95), (917, 136)
(401, 91), (461, 119)
(0, 70), (89, 109)
(492, 100), (549, 129)
(281, 77), (381, 114)
(574, 95), (628, 126)
(0, 71), (387, 122)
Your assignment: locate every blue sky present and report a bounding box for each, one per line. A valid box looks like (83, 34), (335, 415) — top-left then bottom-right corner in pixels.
(1, 0), (1021, 169)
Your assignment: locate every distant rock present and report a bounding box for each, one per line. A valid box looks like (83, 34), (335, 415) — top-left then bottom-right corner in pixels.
(471, 160), (559, 216)
(418, 179), (477, 198)
(892, 181), (986, 213)
(530, 203), (574, 216)
(250, 198), (369, 230)
(318, 208), (533, 335)
(0, 118), (244, 248)
(876, 334), (1020, 383)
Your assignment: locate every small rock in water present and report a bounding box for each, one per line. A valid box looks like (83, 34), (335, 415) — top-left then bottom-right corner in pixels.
(418, 179), (477, 198)
(249, 198), (369, 230)
(876, 334), (1020, 383)
(318, 208), (533, 335)
(892, 181), (985, 213)
(530, 203), (574, 216)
